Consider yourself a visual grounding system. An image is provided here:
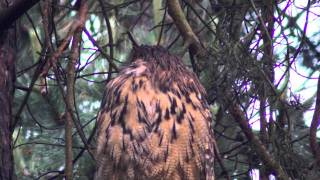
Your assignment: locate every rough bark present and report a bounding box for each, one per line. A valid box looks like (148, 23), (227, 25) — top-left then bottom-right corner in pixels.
(0, 27), (15, 180)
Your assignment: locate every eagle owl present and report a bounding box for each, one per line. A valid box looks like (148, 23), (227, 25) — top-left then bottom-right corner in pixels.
(95, 45), (215, 180)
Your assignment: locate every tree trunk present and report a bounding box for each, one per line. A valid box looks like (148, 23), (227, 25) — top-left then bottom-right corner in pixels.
(0, 32), (15, 179)
(0, 1), (16, 178)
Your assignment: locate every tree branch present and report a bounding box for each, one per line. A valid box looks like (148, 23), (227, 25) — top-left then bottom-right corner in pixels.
(0, 0), (40, 31)
(167, 0), (203, 56)
(228, 101), (289, 180)
(310, 74), (320, 165)
(65, 1), (88, 179)
(0, 36), (15, 180)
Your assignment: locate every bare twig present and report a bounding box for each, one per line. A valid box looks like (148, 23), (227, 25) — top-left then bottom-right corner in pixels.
(98, 0), (115, 83)
(83, 27), (119, 71)
(248, 0), (272, 43)
(13, 49), (49, 129)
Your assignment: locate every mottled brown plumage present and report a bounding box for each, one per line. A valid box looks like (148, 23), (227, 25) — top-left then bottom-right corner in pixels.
(95, 46), (215, 180)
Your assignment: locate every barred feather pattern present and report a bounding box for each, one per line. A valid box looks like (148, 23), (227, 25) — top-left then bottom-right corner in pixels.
(94, 46), (215, 180)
